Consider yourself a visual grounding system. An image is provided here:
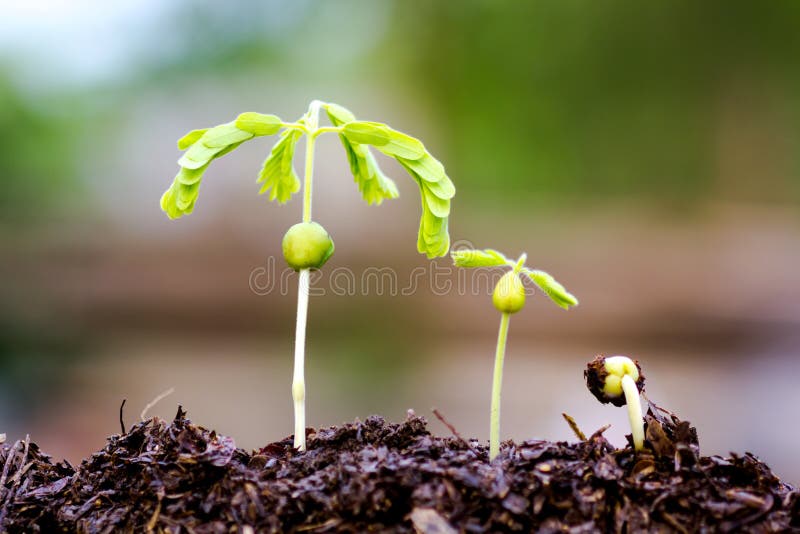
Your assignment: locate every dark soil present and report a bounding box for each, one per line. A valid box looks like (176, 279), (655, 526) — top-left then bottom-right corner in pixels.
(0, 403), (797, 533)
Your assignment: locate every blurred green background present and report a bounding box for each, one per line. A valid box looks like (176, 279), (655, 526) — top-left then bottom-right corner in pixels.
(1, 0), (799, 482)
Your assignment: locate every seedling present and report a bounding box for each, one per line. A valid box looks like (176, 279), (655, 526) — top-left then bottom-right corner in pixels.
(161, 100), (454, 450)
(585, 355), (645, 451)
(452, 249), (578, 460)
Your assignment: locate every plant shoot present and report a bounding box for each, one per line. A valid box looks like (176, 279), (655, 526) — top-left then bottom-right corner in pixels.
(585, 355), (646, 451)
(161, 100), (455, 450)
(452, 248), (578, 460)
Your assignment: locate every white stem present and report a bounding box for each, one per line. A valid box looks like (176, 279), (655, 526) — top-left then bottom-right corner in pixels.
(291, 102), (322, 452)
(621, 374), (644, 451)
(292, 268), (310, 450)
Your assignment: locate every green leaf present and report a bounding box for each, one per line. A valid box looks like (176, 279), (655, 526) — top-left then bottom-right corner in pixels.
(416, 179), (450, 258)
(523, 269), (579, 309)
(176, 181), (200, 210)
(165, 131), (249, 219)
(399, 153), (453, 200)
(214, 140), (246, 159)
(161, 166), (208, 219)
(326, 106), (398, 206)
(178, 142), (224, 170)
(376, 129), (426, 160)
(424, 175), (456, 200)
(422, 217), (449, 257)
(343, 121), (426, 160)
(165, 111), (285, 219)
(452, 249), (510, 268)
(325, 102), (453, 257)
(175, 165), (206, 186)
(398, 157), (453, 258)
(257, 128), (302, 204)
(201, 122), (253, 148)
(355, 151), (399, 205)
(400, 154), (445, 183)
(324, 102), (356, 123)
(177, 129), (208, 150)
(235, 112), (283, 136)
(421, 184), (450, 217)
(342, 121), (391, 146)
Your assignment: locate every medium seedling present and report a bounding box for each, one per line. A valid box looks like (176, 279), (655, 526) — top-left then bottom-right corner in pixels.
(452, 249), (578, 460)
(585, 355), (645, 451)
(161, 100), (455, 450)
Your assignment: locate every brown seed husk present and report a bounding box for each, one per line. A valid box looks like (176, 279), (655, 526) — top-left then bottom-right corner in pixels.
(585, 354), (646, 407)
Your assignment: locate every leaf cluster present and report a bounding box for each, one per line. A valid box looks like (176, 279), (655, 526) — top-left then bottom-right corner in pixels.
(160, 113), (283, 218)
(326, 104), (455, 258)
(161, 102), (454, 259)
(452, 248), (579, 310)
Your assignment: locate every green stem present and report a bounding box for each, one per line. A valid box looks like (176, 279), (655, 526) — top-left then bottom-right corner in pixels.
(489, 312), (511, 460)
(312, 126), (342, 137)
(301, 102), (321, 224)
(292, 101), (322, 451)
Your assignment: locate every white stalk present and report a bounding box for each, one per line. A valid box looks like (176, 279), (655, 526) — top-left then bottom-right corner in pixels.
(292, 268), (310, 450)
(621, 374), (644, 451)
(291, 101), (322, 452)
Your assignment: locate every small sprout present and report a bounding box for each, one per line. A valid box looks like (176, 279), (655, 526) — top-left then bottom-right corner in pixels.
(585, 355), (646, 451)
(453, 248), (578, 460)
(161, 101), (455, 451)
(282, 221), (335, 271)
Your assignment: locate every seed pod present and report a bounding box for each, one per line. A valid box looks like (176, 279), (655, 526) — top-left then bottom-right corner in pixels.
(282, 221), (335, 271)
(585, 354), (645, 407)
(492, 271), (526, 314)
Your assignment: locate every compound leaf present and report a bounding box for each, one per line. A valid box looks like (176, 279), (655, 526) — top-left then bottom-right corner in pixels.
(257, 127), (302, 203)
(523, 269), (579, 309)
(452, 249), (510, 268)
(202, 122), (253, 148)
(177, 129), (208, 150)
(235, 112), (283, 136)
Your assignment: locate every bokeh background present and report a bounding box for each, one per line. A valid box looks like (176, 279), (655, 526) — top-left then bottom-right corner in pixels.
(1, 0), (799, 482)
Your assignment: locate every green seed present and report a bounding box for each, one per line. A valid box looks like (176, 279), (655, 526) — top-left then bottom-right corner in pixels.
(282, 222), (335, 270)
(492, 271), (526, 314)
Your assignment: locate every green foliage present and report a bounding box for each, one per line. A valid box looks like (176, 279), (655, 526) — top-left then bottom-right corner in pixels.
(452, 248), (509, 268)
(333, 113), (455, 258)
(162, 101), (455, 259)
(235, 112), (282, 136)
(162, 115), (284, 218)
(258, 126), (303, 204)
(452, 248), (578, 311)
(324, 103), (400, 206)
(177, 129), (208, 150)
(522, 268), (579, 310)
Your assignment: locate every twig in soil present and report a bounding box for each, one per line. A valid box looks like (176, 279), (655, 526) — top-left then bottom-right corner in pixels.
(296, 518), (341, 532)
(432, 408), (475, 452)
(146, 489), (164, 532)
(140, 387), (176, 421)
(561, 413), (587, 441)
(0, 440), (20, 501)
(119, 399), (127, 434)
(589, 424), (612, 441)
(10, 436), (30, 488)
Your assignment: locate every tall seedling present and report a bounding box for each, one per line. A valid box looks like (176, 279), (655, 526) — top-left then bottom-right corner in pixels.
(161, 101), (455, 450)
